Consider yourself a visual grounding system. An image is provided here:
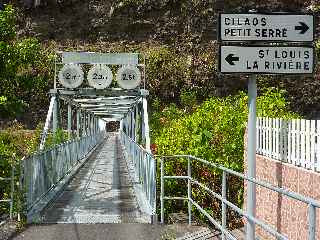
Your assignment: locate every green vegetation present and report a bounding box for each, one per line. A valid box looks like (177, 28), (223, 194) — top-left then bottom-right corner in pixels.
(0, 1), (317, 227)
(0, 5), (53, 119)
(0, 123), (69, 217)
(152, 88), (299, 225)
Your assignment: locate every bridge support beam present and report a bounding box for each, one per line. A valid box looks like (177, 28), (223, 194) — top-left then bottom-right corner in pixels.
(52, 93), (59, 134)
(82, 112), (86, 136)
(135, 104), (139, 142)
(120, 120), (123, 133)
(76, 109), (81, 138)
(90, 114), (94, 135)
(87, 114), (90, 136)
(142, 97), (150, 152)
(67, 103), (72, 139)
(131, 109), (135, 139)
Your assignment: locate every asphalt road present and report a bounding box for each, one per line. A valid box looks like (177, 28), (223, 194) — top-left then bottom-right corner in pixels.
(10, 223), (218, 240)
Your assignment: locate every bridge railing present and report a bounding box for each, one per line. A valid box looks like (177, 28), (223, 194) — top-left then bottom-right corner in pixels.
(22, 131), (105, 213)
(120, 131), (156, 215)
(160, 155), (320, 240)
(0, 162), (15, 220)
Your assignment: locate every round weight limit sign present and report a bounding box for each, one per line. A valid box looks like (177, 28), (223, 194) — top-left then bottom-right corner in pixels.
(58, 64), (84, 89)
(116, 66), (141, 90)
(87, 65), (113, 89)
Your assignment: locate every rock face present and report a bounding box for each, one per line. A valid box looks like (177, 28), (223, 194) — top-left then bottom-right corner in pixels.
(14, 0), (320, 119)
(18, 0), (313, 42)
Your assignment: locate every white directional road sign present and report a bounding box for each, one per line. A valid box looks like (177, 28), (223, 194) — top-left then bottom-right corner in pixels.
(219, 13), (314, 42)
(220, 46), (314, 74)
(87, 65), (113, 89)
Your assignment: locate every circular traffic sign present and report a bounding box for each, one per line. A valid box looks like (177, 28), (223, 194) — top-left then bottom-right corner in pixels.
(116, 66), (141, 90)
(87, 65), (113, 89)
(58, 64), (84, 89)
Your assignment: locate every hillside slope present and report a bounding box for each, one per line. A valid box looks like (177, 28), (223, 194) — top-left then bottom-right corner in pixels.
(3, 0), (320, 128)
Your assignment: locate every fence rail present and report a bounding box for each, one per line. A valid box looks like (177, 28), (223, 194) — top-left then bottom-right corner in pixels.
(160, 155), (320, 240)
(0, 163), (15, 220)
(256, 117), (320, 172)
(120, 131), (156, 215)
(22, 132), (105, 212)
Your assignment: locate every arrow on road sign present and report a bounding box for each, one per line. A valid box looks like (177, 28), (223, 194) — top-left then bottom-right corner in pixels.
(225, 54), (239, 65)
(295, 22), (309, 34)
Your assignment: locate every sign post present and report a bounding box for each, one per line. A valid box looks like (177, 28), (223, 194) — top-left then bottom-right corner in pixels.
(218, 12), (315, 240)
(247, 74), (257, 239)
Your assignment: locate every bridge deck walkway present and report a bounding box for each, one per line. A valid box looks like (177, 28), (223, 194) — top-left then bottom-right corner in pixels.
(41, 133), (149, 224)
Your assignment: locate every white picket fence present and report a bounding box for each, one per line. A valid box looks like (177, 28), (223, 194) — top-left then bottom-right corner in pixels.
(256, 117), (320, 172)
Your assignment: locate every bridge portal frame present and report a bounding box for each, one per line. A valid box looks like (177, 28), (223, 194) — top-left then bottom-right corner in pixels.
(40, 52), (151, 152)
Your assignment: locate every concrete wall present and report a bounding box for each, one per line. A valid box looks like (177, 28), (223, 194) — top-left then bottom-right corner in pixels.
(245, 154), (320, 239)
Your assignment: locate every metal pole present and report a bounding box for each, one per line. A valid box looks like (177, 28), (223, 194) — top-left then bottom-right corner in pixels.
(54, 55), (57, 89)
(188, 156), (192, 225)
(131, 110), (135, 139)
(67, 103), (72, 139)
(93, 117), (96, 134)
(222, 171), (227, 240)
(9, 163), (14, 220)
(90, 114), (93, 135)
(76, 109), (80, 138)
(87, 114), (91, 135)
(160, 157), (164, 224)
(308, 204), (316, 240)
(53, 94), (58, 134)
(40, 96), (56, 150)
(120, 120), (123, 133)
(142, 97), (151, 152)
(82, 112), (86, 136)
(126, 115), (129, 136)
(135, 104), (139, 142)
(246, 74), (257, 240)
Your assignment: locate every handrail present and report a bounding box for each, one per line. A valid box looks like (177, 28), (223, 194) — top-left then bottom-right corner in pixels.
(0, 161), (15, 220)
(23, 131), (106, 212)
(160, 155), (320, 240)
(120, 131), (156, 215)
(162, 155), (320, 208)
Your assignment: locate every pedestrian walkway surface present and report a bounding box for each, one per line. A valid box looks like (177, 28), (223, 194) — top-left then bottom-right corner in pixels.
(11, 223), (222, 240)
(41, 133), (149, 224)
(9, 133), (236, 240)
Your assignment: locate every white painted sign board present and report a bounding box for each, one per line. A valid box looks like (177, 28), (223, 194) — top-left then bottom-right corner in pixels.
(58, 64), (84, 89)
(87, 65), (113, 89)
(62, 52), (139, 65)
(116, 66), (141, 89)
(220, 46), (314, 74)
(219, 13), (314, 42)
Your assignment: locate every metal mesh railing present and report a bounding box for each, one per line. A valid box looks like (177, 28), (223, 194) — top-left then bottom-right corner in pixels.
(0, 163), (15, 220)
(160, 155), (320, 240)
(22, 132), (105, 211)
(120, 131), (156, 214)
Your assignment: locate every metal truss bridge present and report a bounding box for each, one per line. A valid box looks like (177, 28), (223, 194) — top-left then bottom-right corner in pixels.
(11, 52), (320, 240)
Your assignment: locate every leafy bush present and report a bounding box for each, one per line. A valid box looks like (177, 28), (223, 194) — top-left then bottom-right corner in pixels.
(0, 4), (15, 42)
(146, 46), (190, 103)
(0, 123), (34, 217)
(0, 5), (53, 121)
(0, 120), (70, 217)
(153, 88), (298, 226)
